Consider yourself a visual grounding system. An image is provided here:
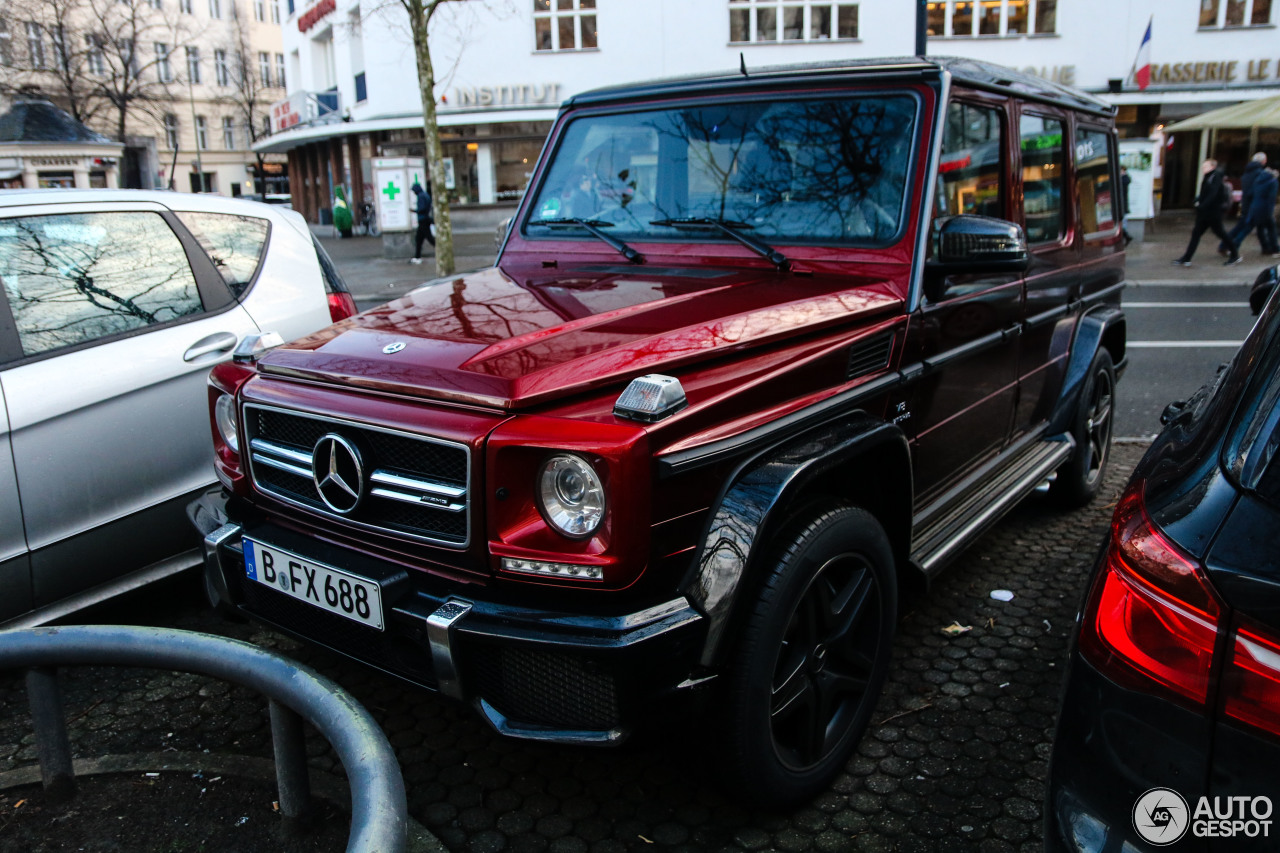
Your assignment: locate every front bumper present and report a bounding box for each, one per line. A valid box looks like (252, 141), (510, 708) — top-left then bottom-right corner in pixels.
(202, 518), (707, 745)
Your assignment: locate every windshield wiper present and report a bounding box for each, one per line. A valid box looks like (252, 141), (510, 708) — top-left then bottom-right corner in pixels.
(649, 218), (789, 270)
(526, 218), (643, 264)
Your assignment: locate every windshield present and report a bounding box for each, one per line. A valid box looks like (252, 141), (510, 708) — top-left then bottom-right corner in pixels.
(525, 93), (919, 246)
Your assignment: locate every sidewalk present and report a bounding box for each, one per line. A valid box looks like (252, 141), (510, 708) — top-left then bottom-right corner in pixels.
(1125, 210), (1276, 285)
(314, 206), (512, 310)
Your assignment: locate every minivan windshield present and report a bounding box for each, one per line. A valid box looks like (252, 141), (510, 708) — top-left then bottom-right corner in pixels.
(525, 94), (919, 246)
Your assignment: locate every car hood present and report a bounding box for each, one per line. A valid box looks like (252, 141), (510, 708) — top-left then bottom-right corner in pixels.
(258, 264), (903, 409)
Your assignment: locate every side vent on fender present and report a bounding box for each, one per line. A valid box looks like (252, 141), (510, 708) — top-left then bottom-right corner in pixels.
(846, 331), (895, 381)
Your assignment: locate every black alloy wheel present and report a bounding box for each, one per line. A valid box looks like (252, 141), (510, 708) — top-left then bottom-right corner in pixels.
(771, 551), (881, 771)
(1051, 347), (1116, 507)
(722, 505), (896, 805)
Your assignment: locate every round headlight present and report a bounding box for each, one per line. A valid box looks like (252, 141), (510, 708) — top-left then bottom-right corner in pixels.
(538, 454), (605, 539)
(215, 394), (240, 453)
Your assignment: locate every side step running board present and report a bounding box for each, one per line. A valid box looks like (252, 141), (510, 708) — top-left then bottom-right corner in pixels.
(912, 437), (1075, 576)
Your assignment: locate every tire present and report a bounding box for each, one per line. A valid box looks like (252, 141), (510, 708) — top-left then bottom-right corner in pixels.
(1050, 347), (1115, 508)
(720, 505), (897, 806)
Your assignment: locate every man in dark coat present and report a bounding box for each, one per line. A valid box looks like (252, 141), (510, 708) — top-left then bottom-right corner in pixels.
(410, 181), (435, 264)
(1221, 152), (1268, 255)
(1250, 166), (1280, 257)
(1174, 159), (1240, 266)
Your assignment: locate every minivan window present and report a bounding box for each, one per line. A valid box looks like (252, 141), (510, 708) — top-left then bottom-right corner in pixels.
(936, 101), (1004, 219)
(526, 94), (919, 245)
(1075, 128), (1117, 236)
(176, 211), (269, 297)
(1020, 114), (1066, 244)
(0, 212), (203, 357)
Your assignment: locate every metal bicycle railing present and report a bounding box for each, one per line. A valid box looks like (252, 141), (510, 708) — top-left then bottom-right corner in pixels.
(0, 625), (407, 853)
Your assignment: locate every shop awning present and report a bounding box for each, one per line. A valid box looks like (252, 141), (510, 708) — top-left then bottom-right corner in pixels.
(1165, 93), (1280, 132)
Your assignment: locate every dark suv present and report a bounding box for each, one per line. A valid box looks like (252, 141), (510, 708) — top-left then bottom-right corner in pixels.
(196, 57), (1127, 802)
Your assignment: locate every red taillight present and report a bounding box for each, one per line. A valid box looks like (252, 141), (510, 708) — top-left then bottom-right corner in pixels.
(1223, 617), (1280, 736)
(1079, 482), (1225, 708)
(327, 291), (358, 322)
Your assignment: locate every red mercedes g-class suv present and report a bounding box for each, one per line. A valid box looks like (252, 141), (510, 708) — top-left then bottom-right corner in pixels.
(197, 57), (1126, 802)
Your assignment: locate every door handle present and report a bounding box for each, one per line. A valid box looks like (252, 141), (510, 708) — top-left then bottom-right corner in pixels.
(183, 331), (239, 362)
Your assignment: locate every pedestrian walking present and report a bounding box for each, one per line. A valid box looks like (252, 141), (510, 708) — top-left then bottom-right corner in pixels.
(1220, 152), (1267, 255)
(410, 180), (435, 264)
(1252, 166), (1280, 257)
(1173, 159), (1240, 266)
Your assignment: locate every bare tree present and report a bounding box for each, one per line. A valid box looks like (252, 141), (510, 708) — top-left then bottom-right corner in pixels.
(0, 0), (106, 127)
(399, 0), (458, 275)
(0, 0), (197, 142)
(84, 0), (198, 143)
(218, 10), (280, 194)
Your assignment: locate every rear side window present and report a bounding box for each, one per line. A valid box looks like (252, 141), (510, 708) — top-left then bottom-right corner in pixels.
(1020, 114), (1066, 244)
(175, 211), (269, 297)
(0, 212), (203, 357)
(311, 235), (350, 295)
(1076, 128), (1117, 236)
(936, 101), (1004, 219)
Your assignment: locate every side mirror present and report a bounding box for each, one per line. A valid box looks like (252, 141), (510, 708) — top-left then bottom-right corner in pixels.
(1250, 265), (1278, 316)
(926, 215), (1031, 276)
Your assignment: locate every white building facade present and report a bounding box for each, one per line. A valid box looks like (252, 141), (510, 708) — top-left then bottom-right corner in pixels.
(259, 0), (1280, 222)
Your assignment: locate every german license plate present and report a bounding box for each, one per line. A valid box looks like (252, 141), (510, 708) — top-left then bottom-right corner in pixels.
(244, 538), (384, 631)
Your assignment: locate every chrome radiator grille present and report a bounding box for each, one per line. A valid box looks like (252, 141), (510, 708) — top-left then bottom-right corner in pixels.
(244, 404), (470, 547)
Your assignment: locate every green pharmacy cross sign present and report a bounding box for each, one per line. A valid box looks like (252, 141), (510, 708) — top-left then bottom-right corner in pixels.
(382, 179), (401, 201)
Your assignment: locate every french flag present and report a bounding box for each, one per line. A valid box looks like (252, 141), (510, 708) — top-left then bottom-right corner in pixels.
(1134, 18), (1153, 90)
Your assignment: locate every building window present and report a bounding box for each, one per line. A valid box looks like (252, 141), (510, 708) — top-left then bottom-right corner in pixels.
(214, 48), (229, 85)
(533, 0), (597, 52)
(258, 51), (270, 85)
(186, 46), (200, 83)
(271, 0), (280, 22)
(164, 113), (179, 149)
(0, 20), (10, 67)
(118, 38), (140, 78)
(275, 53), (285, 87)
(222, 116), (235, 149)
(149, 0), (162, 9)
(1200, 0), (1273, 26)
(50, 25), (67, 71)
(254, 0), (265, 19)
(155, 42), (172, 82)
(209, 0), (221, 18)
(25, 22), (44, 68)
(87, 34), (105, 74)
(926, 0), (1053, 36)
(729, 1), (859, 43)
(180, 0), (192, 12)
(195, 115), (208, 149)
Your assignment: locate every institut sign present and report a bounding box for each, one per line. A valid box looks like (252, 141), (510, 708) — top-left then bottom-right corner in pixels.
(1149, 59), (1280, 85)
(448, 84), (562, 109)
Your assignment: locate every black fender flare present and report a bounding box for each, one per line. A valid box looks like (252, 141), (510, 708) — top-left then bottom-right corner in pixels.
(678, 413), (911, 668)
(1046, 306), (1126, 436)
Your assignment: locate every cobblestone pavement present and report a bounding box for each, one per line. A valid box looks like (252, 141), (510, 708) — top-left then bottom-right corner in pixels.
(0, 443), (1148, 852)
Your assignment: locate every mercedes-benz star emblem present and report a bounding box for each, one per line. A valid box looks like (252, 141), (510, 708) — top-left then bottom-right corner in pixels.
(312, 433), (365, 515)
(382, 341), (407, 354)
